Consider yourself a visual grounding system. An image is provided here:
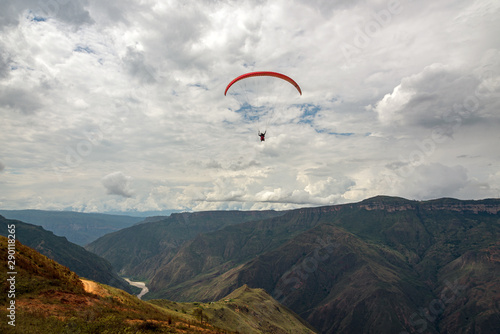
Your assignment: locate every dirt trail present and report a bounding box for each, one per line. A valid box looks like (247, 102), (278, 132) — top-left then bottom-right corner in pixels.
(80, 279), (111, 297)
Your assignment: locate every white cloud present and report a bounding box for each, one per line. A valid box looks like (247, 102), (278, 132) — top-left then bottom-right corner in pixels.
(1, 0), (499, 212)
(372, 62), (495, 128)
(101, 171), (134, 198)
(385, 163), (469, 200)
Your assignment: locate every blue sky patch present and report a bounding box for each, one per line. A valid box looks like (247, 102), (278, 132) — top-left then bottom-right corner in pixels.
(31, 16), (46, 22)
(74, 45), (95, 54)
(315, 128), (354, 136)
(297, 103), (321, 125)
(188, 83), (208, 90)
(233, 103), (269, 123)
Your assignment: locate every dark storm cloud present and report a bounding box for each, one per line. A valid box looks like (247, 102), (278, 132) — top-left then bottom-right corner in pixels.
(35, 0), (93, 26)
(0, 52), (11, 79)
(122, 47), (157, 84)
(0, 1), (25, 28)
(0, 87), (43, 114)
(142, 3), (211, 70)
(0, 0), (93, 29)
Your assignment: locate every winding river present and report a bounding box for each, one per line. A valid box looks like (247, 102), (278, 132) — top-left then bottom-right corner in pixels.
(124, 278), (149, 300)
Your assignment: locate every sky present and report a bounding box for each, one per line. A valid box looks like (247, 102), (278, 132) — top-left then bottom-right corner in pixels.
(1, 0), (499, 214)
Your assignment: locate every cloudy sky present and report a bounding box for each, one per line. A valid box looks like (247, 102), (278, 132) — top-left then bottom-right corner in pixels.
(1, 0), (499, 213)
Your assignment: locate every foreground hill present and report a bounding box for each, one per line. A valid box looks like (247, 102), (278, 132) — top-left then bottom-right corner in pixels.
(91, 196), (500, 333)
(0, 209), (143, 245)
(0, 215), (133, 293)
(0, 236), (316, 333)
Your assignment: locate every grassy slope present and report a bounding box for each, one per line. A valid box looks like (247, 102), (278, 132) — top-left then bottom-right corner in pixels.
(0, 215), (133, 293)
(0, 236), (316, 333)
(150, 285), (317, 334)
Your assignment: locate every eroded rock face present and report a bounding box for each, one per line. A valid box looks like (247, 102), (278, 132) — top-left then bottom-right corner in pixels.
(315, 196), (500, 214)
(422, 203), (500, 214)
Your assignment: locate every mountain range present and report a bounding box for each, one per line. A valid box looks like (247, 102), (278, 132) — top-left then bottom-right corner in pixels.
(0, 235), (316, 333)
(87, 196), (500, 333)
(85, 210), (282, 278)
(0, 209), (143, 246)
(1, 196), (499, 333)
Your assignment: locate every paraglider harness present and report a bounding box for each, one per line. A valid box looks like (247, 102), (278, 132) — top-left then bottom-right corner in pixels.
(258, 130), (266, 142)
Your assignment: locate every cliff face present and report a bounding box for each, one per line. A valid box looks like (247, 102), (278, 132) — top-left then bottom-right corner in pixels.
(357, 196), (500, 213)
(295, 196), (418, 214)
(421, 201), (500, 214)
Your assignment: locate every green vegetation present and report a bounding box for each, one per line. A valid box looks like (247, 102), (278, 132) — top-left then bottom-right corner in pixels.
(0, 236), (316, 333)
(150, 285), (317, 333)
(0, 216), (133, 293)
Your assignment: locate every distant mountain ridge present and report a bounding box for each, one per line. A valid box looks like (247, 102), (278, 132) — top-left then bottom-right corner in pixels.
(0, 209), (143, 245)
(303, 196), (500, 214)
(86, 210), (283, 278)
(87, 196), (500, 333)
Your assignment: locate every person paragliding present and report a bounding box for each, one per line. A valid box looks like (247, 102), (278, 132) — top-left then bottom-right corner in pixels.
(225, 71), (302, 142)
(258, 130), (266, 142)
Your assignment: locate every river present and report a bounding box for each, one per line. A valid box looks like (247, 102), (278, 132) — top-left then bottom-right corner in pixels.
(124, 278), (149, 300)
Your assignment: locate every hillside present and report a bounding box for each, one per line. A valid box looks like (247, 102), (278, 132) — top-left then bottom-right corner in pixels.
(0, 209), (143, 245)
(86, 210), (283, 279)
(0, 236), (316, 333)
(93, 196), (500, 333)
(0, 215), (133, 294)
(150, 285), (317, 334)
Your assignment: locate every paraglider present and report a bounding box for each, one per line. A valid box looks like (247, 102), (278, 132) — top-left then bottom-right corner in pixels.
(225, 71), (302, 142)
(224, 71), (302, 96)
(258, 130), (266, 142)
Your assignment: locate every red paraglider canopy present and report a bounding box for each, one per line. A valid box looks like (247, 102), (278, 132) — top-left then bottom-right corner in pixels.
(224, 71), (302, 96)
